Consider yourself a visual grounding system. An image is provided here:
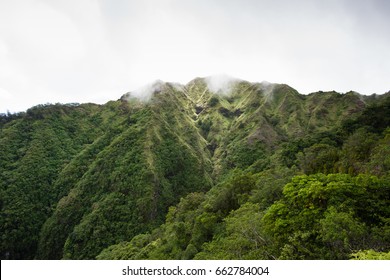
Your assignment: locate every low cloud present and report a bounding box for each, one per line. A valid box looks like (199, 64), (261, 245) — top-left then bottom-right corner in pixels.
(125, 80), (165, 102)
(260, 81), (275, 95)
(205, 74), (241, 95)
(260, 81), (277, 102)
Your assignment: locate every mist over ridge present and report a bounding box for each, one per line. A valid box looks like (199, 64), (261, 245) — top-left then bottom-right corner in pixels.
(119, 75), (388, 105)
(1, 72), (390, 260)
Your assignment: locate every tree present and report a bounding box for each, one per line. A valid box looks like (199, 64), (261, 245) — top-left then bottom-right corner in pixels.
(262, 174), (389, 259)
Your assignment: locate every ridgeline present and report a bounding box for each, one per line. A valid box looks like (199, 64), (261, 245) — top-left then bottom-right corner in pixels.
(1, 78), (389, 260)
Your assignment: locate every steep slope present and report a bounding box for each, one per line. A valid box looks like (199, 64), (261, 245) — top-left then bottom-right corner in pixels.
(183, 79), (371, 176)
(1, 78), (388, 259)
(96, 84), (390, 260)
(36, 83), (213, 259)
(0, 103), (106, 259)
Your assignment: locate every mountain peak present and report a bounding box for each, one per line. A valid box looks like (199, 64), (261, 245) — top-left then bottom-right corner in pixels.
(121, 80), (166, 102)
(2, 77), (389, 260)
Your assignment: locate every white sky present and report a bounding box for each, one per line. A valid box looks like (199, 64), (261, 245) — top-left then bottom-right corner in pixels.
(0, 0), (389, 113)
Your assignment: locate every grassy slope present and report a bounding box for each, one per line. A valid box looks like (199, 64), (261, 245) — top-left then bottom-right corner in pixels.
(1, 79), (387, 259)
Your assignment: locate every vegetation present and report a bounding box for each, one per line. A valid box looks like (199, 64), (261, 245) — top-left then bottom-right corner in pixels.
(1, 79), (389, 259)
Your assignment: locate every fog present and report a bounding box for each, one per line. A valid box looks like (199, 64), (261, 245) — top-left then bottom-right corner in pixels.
(205, 74), (240, 95)
(126, 80), (165, 102)
(1, 0), (389, 112)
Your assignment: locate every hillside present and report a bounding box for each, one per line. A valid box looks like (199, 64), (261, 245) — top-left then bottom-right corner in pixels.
(1, 77), (389, 260)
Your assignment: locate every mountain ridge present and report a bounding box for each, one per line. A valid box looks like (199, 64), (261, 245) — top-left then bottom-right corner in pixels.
(1, 78), (389, 260)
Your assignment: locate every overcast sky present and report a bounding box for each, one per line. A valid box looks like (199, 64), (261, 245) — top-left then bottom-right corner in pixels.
(0, 0), (389, 113)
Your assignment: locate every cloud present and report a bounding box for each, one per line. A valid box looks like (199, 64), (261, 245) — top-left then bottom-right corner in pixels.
(205, 74), (241, 95)
(126, 80), (165, 102)
(0, 1), (86, 70)
(0, 87), (11, 100)
(0, 0), (389, 112)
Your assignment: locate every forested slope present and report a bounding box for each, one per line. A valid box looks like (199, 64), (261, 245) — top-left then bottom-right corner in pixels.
(1, 78), (389, 259)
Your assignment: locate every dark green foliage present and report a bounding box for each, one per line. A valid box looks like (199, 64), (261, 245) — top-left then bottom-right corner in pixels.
(208, 96), (219, 107)
(297, 144), (339, 174)
(1, 79), (389, 260)
(367, 129), (390, 176)
(197, 118), (212, 136)
(62, 192), (142, 259)
(1, 104), (103, 259)
(218, 107), (232, 118)
(226, 140), (268, 170)
(0, 111), (26, 128)
(342, 95), (390, 134)
(38, 103), (211, 259)
(195, 203), (268, 259)
(250, 167), (295, 210)
(97, 171), (258, 260)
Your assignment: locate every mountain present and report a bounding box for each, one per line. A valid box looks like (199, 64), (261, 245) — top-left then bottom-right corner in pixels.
(1, 77), (389, 260)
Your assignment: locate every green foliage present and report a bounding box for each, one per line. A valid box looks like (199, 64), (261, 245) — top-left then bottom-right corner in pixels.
(218, 107), (233, 118)
(1, 79), (389, 260)
(195, 203), (269, 259)
(226, 140), (268, 170)
(96, 234), (153, 260)
(208, 96), (219, 107)
(338, 128), (379, 174)
(197, 118), (212, 136)
(262, 174), (390, 259)
(297, 144), (339, 174)
(367, 129), (390, 176)
(0, 104), (103, 259)
(350, 250), (390, 260)
(319, 207), (367, 259)
(40, 103), (211, 259)
(343, 95), (390, 134)
(250, 167), (295, 210)
(97, 171), (259, 260)
(62, 193), (140, 259)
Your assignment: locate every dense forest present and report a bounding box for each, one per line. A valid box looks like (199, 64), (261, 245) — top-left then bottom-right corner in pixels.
(1, 78), (389, 260)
